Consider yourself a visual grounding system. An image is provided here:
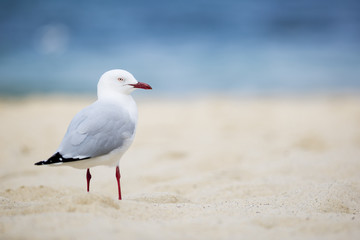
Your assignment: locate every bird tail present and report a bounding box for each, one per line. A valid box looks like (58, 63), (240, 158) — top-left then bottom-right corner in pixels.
(35, 152), (90, 165)
(35, 152), (64, 165)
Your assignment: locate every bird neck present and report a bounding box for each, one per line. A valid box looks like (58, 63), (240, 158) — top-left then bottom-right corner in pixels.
(97, 92), (138, 121)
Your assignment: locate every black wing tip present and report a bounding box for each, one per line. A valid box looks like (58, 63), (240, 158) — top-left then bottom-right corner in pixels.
(34, 161), (45, 165)
(35, 152), (63, 166)
(35, 152), (90, 166)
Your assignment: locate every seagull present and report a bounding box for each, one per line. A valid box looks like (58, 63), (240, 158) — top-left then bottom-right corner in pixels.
(35, 69), (152, 200)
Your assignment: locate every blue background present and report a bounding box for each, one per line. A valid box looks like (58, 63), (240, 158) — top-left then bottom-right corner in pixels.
(0, 0), (359, 95)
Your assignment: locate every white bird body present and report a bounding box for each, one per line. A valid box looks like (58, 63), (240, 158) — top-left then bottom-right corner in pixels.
(56, 95), (138, 169)
(35, 69), (152, 199)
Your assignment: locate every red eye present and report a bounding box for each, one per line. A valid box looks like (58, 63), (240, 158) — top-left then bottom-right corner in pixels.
(117, 77), (124, 82)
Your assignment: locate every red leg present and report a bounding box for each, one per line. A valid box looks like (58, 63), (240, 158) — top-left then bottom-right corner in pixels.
(116, 166), (122, 200)
(86, 168), (92, 192)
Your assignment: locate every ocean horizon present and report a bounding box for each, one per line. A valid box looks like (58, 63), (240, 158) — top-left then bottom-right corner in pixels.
(1, 0), (359, 95)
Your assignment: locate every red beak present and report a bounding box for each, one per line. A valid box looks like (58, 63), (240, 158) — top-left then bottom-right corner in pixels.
(129, 82), (152, 90)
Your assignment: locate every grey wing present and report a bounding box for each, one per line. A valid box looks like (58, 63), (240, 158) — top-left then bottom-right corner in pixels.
(57, 101), (136, 159)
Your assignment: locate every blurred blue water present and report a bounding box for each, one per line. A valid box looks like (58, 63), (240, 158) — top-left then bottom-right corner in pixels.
(0, 0), (359, 95)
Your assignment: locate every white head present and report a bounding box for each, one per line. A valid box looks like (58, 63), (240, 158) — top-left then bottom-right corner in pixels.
(97, 69), (152, 99)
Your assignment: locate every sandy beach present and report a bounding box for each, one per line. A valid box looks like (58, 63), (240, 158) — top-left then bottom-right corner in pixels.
(0, 95), (359, 239)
